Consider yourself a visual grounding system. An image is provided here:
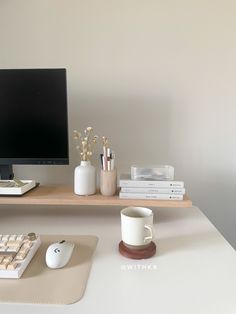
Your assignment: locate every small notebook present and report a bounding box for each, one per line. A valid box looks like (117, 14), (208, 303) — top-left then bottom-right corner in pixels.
(0, 180), (36, 195)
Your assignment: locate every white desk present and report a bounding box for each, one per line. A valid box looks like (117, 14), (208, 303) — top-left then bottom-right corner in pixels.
(0, 205), (236, 314)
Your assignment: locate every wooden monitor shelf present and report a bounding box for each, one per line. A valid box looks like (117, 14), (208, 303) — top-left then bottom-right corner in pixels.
(0, 185), (192, 207)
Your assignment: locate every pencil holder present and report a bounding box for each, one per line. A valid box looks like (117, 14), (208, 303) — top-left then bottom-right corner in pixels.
(100, 169), (117, 196)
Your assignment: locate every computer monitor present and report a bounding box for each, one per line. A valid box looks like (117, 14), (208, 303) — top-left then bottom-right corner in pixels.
(0, 68), (69, 179)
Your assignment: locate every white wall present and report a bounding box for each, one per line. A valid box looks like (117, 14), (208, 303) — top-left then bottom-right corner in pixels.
(0, 0), (236, 247)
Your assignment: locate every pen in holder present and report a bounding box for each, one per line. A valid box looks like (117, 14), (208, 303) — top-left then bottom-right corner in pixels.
(100, 168), (117, 196)
(100, 137), (117, 196)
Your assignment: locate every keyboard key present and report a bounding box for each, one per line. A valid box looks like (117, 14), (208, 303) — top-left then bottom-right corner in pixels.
(2, 235), (10, 241)
(7, 262), (18, 270)
(7, 240), (22, 247)
(4, 255), (13, 263)
(7, 246), (19, 253)
(22, 241), (33, 249)
(0, 256), (12, 269)
(15, 249), (28, 260)
(16, 235), (25, 241)
(0, 263), (7, 270)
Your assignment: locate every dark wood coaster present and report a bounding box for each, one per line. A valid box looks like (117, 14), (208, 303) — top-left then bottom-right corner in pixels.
(119, 241), (156, 259)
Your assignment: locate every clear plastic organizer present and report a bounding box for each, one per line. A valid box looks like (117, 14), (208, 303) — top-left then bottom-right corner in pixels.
(131, 165), (174, 181)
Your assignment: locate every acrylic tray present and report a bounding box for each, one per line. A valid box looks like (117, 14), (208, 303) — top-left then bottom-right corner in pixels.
(131, 165), (174, 181)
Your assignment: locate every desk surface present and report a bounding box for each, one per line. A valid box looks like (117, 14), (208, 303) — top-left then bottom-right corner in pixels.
(0, 204), (236, 314)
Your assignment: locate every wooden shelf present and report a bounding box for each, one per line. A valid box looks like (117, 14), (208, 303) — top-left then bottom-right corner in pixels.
(0, 185), (192, 207)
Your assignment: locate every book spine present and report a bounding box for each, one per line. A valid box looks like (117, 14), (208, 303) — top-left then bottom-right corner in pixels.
(119, 192), (184, 200)
(119, 180), (184, 188)
(120, 187), (185, 194)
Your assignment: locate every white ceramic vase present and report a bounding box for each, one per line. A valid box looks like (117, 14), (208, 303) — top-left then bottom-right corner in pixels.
(74, 161), (96, 195)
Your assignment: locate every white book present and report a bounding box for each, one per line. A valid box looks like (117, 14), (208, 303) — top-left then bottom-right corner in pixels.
(119, 192), (184, 200)
(119, 174), (184, 188)
(120, 187), (185, 195)
(0, 180), (36, 195)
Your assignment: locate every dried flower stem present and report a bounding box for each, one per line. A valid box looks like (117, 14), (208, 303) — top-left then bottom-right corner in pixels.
(73, 127), (98, 161)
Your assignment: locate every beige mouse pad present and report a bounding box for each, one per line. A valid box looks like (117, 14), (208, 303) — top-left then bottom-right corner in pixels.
(0, 235), (98, 305)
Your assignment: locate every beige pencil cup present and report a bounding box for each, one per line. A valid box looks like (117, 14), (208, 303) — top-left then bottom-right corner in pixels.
(100, 169), (117, 196)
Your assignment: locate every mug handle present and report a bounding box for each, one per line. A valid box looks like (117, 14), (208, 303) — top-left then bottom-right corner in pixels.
(144, 224), (153, 243)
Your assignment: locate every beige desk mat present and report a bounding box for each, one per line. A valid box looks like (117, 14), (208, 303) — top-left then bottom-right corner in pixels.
(0, 235), (98, 305)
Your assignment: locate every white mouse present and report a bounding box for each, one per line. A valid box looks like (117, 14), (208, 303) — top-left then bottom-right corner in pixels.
(45, 240), (75, 269)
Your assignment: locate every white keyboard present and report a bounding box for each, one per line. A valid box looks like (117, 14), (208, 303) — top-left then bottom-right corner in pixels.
(0, 233), (41, 279)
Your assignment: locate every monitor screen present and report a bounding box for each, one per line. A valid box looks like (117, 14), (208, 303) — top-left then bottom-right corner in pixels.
(0, 68), (69, 178)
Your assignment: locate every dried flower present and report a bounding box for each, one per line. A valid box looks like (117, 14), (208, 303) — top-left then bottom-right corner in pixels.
(73, 127), (98, 161)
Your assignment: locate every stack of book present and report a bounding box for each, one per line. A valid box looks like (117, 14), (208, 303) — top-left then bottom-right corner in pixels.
(119, 174), (185, 200)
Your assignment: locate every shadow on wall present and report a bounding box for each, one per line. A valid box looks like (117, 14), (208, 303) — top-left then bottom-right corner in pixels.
(190, 175), (236, 249)
(70, 93), (174, 171)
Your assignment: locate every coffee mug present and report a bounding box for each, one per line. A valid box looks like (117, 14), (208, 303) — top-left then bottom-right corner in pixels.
(120, 207), (154, 247)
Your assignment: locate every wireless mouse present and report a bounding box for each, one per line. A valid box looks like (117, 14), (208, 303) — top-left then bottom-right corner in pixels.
(45, 240), (75, 269)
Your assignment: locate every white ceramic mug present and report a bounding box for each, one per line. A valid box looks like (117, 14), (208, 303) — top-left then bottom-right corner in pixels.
(120, 207), (154, 247)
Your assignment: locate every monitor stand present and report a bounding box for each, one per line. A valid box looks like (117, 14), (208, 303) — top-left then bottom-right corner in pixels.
(0, 165), (14, 180)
